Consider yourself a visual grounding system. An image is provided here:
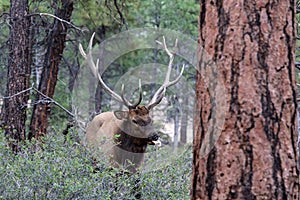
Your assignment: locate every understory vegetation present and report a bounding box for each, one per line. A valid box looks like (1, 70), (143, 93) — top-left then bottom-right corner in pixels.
(0, 129), (192, 199)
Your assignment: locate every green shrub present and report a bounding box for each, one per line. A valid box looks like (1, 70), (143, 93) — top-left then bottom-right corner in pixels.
(0, 131), (192, 199)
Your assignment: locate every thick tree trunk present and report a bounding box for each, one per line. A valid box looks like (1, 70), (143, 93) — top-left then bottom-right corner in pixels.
(29, 0), (73, 140)
(1, 0), (31, 152)
(191, 0), (299, 199)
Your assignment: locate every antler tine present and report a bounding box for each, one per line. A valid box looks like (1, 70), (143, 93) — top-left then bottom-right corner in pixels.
(133, 79), (143, 108)
(147, 37), (184, 110)
(79, 33), (124, 104)
(147, 87), (166, 111)
(165, 64), (185, 87)
(121, 79), (143, 109)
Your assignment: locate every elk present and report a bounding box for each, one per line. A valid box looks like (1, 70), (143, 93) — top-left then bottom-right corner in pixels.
(79, 33), (184, 173)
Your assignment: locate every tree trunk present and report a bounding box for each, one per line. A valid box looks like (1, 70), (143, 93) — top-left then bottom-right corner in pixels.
(1, 0), (31, 152)
(88, 71), (96, 116)
(29, 0), (73, 140)
(94, 26), (109, 114)
(31, 17), (45, 87)
(191, 0), (299, 199)
(173, 96), (180, 150)
(180, 84), (189, 145)
(95, 82), (103, 113)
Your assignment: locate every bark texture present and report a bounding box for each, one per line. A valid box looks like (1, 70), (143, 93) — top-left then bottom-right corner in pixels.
(29, 0), (73, 140)
(1, 0), (31, 152)
(191, 0), (299, 199)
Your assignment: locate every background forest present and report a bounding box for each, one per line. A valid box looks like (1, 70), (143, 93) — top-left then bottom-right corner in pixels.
(0, 0), (199, 199)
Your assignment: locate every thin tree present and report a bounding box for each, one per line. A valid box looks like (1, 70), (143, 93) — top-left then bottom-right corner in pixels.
(180, 83), (189, 145)
(1, 0), (31, 152)
(29, 0), (73, 140)
(191, 0), (299, 199)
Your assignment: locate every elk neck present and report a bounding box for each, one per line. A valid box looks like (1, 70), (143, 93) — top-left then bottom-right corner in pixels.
(114, 122), (149, 153)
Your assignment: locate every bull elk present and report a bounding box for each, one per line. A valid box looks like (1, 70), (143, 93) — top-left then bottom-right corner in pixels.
(79, 33), (184, 173)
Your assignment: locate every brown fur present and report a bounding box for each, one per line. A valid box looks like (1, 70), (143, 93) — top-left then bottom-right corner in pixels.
(86, 106), (158, 173)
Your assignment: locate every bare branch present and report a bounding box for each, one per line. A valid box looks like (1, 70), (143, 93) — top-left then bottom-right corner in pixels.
(0, 12), (9, 19)
(32, 87), (74, 117)
(295, 62), (300, 71)
(1, 86), (74, 117)
(2, 87), (32, 99)
(113, 0), (128, 30)
(29, 12), (82, 32)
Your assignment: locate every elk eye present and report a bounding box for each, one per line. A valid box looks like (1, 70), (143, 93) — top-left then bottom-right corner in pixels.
(132, 119), (138, 124)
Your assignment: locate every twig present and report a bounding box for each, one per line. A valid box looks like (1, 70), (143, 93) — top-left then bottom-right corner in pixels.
(29, 12), (82, 32)
(1, 86), (75, 118)
(113, 0), (128, 30)
(32, 87), (75, 117)
(295, 63), (300, 71)
(0, 12), (9, 19)
(2, 87), (33, 99)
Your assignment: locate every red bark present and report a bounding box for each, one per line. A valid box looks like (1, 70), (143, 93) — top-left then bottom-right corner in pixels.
(191, 0), (299, 199)
(29, 0), (73, 140)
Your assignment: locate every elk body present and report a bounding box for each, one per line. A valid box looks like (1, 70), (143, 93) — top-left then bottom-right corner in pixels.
(79, 33), (184, 173)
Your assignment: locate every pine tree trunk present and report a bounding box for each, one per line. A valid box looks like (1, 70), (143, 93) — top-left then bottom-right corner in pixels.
(180, 84), (189, 145)
(1, 0), (31, 152)
(191, 0), (299, 199)
(29, 0), (73, 140)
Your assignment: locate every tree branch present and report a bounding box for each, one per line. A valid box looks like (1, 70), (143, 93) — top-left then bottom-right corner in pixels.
(113, 0), (128, 29)
(1, 86), (74, 117)
(29, 12), (82, 32)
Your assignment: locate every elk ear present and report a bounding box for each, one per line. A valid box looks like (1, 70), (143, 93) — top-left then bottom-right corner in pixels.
(114, 111), (128, 120)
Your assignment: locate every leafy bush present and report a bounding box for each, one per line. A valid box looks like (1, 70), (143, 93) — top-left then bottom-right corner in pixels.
(0, 130), (192, 199)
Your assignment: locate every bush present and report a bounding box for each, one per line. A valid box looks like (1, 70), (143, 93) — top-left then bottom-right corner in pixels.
(0, 131), (192, 199)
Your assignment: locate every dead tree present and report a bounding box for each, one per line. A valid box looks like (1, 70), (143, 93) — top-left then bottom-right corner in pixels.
(29, 0), (73, 140)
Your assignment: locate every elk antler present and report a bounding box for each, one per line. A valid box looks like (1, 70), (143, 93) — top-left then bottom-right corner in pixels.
(79, 33), (142, 109)
(121, 79), (142, 109)
(147, 37), (185, 110)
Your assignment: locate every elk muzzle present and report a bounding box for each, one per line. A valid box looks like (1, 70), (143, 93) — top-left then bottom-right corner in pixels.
(147, 131), (160, 146)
